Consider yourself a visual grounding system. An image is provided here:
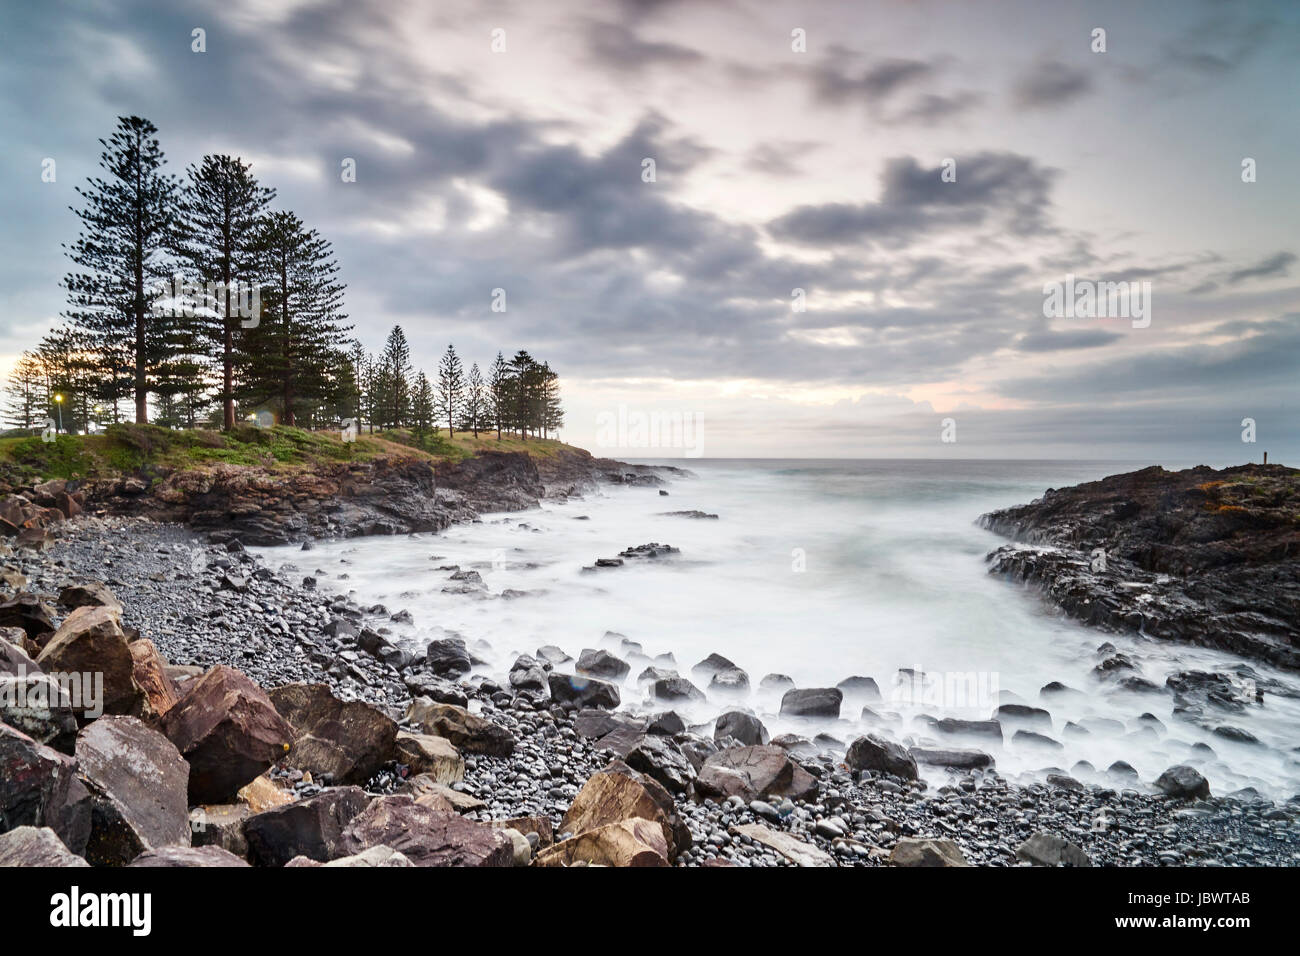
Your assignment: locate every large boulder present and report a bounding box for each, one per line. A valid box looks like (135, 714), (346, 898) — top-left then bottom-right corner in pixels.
(714, 710), (768, 746)
(533, 817), (669, 867)
(401, 773), (487, 813)
(562, 760), (690, 861)
(935, 717), (1003, 741)
(128, 845), (250, 867)
(393, 731), (464, 783)
(243, 786), (371, 867)
(909, 747), (994, 770)
(507, 654), (549, 693)
(0, 826), (88, 866)
(1016, 831), (1091, 867)
(652, 676), (705, 703)
(780, 687), (843, 718)
(75, 715), (191, 866)
(0, 722), (92, 854)
(695, 745), (818, 803)
(624, 734), (696, 794)
(269, 683), (398, 785)
(339, 794), (513, 867)
(1154, 764), (1211, 800)
(548, 672), (620, 710)
(129, 638), (180, 720)
(0, 670), (79, 752)
(846, 734), (919, 781)
(0, 631), (39, 675)
(57, 581), (123, 614)
(403, 699), (514, 757)
(35, 605), (142, 719)
(425, 636), (471, 676)
(576, 648), (630, 681)
(0, 593), (56, 642)
(189, 804), (250, 859)
(159, 665), (294, 804)
(890, 837), (969, 867)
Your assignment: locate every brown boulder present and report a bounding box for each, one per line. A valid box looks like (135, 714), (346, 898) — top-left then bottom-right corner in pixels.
(490, 814), (553, 849)
(401, 774), (487, 813)
(393, 731), (464, 783)
(404, 699), (515, 756)
(562, 759), (690, 861)
(160, 665), (293, 804)
(0, 721), (92, 854)
(269, 683), (397, 784)
(35, 605), (142, 719)
(130, 639), (180, 720)
(75, 715), (191, 866)
(339, 794), (514, 867)
(0, 593), (56, 642)
(533, 818), (669, 867)
(189, 804), (249, 859)
(243, 786), (370, 867)
(57, 581), (123, 614)
(695, 744), (819, 803)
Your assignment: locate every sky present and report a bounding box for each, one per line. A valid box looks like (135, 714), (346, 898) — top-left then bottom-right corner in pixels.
(1, 0), (1297, 460)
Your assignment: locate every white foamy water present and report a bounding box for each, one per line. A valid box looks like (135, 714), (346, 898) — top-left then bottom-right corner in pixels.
(256, 459), (1300, 800)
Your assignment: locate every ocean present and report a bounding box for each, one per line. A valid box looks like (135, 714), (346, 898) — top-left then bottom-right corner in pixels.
(257, 458), (1300, 800)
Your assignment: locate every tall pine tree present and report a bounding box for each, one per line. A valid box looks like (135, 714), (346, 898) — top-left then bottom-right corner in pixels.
(173, 154), (275, 429)
(63, 116), (179, 422)
(437, 343), (464, 437)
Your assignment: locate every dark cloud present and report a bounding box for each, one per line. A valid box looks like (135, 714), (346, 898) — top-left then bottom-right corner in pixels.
(1226, 251), (1296, 285)
(1015, 327), (1123, 352)
(584, 21), (704, 72)
(768, 152), (1058, 246)
(810, 53), (937, 104)
(1012, 61), (1093, 108)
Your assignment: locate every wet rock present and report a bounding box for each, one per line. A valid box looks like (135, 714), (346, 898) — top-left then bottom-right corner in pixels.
(536, 645), (572, 666)
(909, 747), (994, 770)
(935, 717), (1002, 741)
(1155, 764), (1211, 800)
(402, 774), (487, 813)
(159, 665), (294, 804)
(846, 734), (918, 781)
(652, 676), (705, 703)
(690, 653), (738, 680)
(0, 593), (56, 642)
(508, 654), (549, 693)
(576, 648), (630, 681)
(836, 676), (881, 701)
(759, 673), (794, 691)
(780, 687), (842, 718)
(269, 683), (398, 785)
(646, 711), (686, 736)
(75, 716), (191, 866)
(393, 731), (464, 783)
(0, 671), (78, 752)
(695, 744), (818, 803)
(994, 703), (1052, 730)
(709, 667), (750, 694)
(548, 672), (620, 710)
(425, 636), (472, 676)
(189, 804), (250, 859)
(624, 734), (696, 794)
(340, 794), (513, 867)
(244, 786), (371, 867)
(1011, 730), (1063, 751)
(57, 581), (123, 614)
(1016, 831), (1091, 867)
(404, 699), (515, 757)
(714, 710), (768, 747)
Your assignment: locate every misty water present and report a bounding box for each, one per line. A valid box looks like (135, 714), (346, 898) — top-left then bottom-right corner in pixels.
(257, 459), (1300, 800)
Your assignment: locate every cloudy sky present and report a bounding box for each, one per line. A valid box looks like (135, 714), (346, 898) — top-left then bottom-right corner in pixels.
(1, 0), (1297, 460)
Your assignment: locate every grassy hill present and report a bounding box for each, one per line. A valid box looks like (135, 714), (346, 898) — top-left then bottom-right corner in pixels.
(0, 423), (578, 484)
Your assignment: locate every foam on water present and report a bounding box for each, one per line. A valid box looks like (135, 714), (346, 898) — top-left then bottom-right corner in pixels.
(256, 458), (1300, 800)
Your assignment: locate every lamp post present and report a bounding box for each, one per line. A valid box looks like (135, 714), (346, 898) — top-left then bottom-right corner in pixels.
(53, 393), (63, 434)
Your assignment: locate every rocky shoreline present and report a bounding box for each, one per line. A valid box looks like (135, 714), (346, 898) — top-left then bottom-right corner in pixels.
(2, 504), (1297, 867)
(980, 464), (1300, 670)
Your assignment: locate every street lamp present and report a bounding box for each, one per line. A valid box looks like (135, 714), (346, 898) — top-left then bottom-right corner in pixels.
(53, 393), (63, 434)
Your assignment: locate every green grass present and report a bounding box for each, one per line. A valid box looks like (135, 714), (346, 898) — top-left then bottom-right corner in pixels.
(0, 422), (580, 484)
